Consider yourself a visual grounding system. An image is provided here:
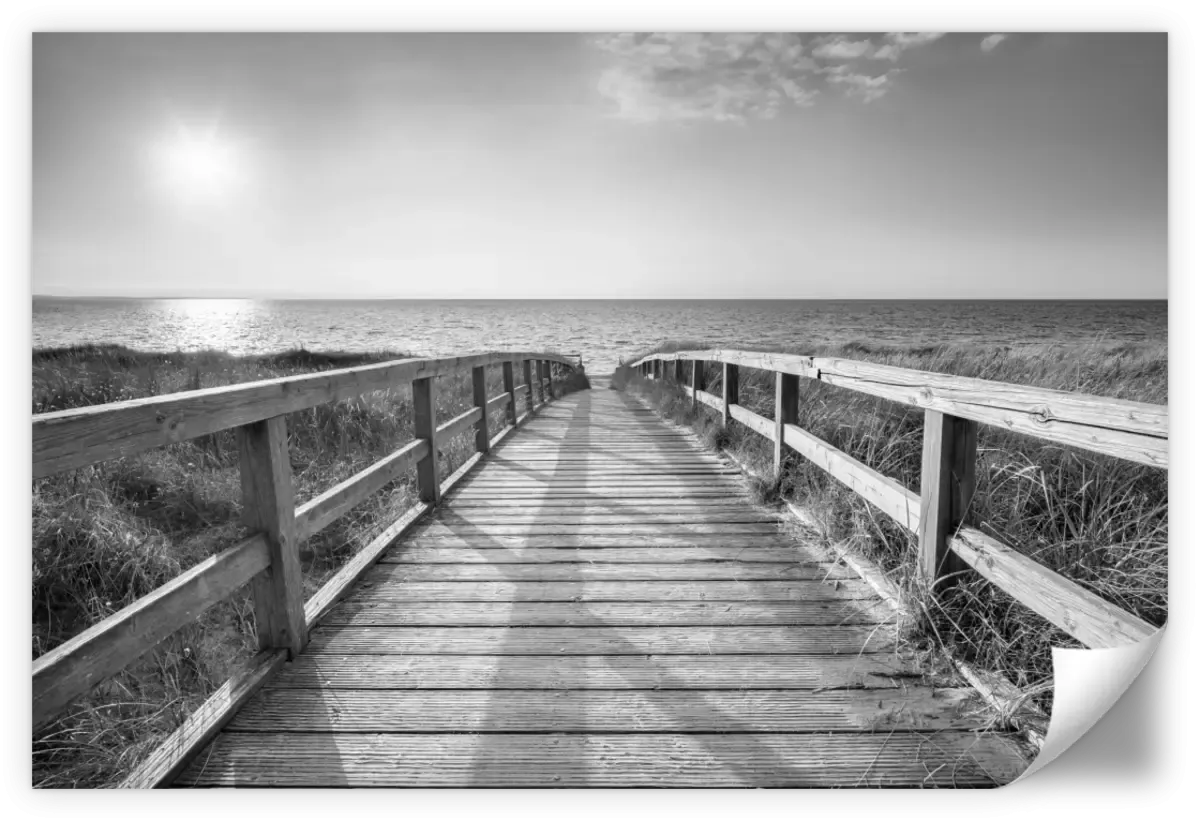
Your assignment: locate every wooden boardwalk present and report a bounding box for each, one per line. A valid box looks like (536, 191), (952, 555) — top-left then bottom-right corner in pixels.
(176, 380), (1026, 787)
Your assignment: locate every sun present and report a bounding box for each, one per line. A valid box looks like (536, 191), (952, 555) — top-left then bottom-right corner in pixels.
(151, 123), (244, 203)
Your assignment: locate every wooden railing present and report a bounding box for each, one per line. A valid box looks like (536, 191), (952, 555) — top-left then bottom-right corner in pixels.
(630, 349), (1166, 650)
(31, 351), (580, 783)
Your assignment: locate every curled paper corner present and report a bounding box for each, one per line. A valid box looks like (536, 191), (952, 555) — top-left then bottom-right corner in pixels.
(1014, 625), (1165, 784)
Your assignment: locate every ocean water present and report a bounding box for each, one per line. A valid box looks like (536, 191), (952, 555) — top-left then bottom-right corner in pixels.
(32, 298), (1166, 375)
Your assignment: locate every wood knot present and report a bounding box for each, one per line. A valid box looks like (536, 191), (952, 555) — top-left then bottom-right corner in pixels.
(1030, 406), (1053, 426)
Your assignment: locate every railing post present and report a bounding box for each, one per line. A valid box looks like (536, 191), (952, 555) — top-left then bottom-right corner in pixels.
(722, 362), (739, 426)
(412, 375), (440, 505)
(523, 359), (535, 413)
(237, 416), (306, 658)
(918, 409), (977, 590)
(533, 360), (545, 405)
(471, 364), (489, 454)
(691, 359), (706, 411)
(502, 360), (517, 427)
(545, 360), (555, 400)
(774, 372), (800, 477)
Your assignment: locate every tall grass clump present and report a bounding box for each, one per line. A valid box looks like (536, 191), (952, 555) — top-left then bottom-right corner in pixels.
(613, 340), (1167, 716)
(32, 344), (587, 787)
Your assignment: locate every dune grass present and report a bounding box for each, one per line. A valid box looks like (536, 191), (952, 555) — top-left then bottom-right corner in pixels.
(611, 339), (1167, 718)
(31, 343), (587, 788)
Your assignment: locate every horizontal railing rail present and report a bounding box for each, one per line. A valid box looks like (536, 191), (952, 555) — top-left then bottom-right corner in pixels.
(33, 351), (579, 479)
(32, 351), (579, 745)
(629, 349), (1163, 650)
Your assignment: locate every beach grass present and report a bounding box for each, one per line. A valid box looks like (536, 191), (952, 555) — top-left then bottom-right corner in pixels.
(31, 343), (587, 788)
(610, 339), (1167, 719)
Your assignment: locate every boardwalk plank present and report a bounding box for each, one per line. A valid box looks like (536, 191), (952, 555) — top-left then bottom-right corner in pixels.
(321, 600), (893, 626)
(380, 546), (835, 563)
(362, 562), (839, 582)
(304, 625), (899, 655)
(176, 381), (1028, 788)
(175, 732), (1024, 787)
(343, 580), (879, 602)
(227, 688), (988, 733)
(267, 653), (921, 690)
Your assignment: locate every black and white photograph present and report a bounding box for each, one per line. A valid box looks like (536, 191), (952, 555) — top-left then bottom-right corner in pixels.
(26, 23), (1169, 791)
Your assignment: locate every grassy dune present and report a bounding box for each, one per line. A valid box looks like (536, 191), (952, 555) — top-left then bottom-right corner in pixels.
(31, 344), (587, 788)
(612, 340), (1167, 716)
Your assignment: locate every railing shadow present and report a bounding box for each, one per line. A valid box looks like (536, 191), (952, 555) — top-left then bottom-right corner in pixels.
(427, 388), (1002, 786)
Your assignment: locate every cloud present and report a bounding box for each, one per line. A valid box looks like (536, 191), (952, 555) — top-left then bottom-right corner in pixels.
(872, 32), (945, 61)
(887, 32), (945, 48)
(594, 33), (819, 123)
(811, 36), (875, 61)
(823, 65), (901, 103)
(981, 33), (1009, 53)
(594, 32), (948, 121)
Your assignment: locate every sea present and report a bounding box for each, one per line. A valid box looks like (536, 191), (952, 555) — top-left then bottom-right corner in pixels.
(32, 298), (1167, 375)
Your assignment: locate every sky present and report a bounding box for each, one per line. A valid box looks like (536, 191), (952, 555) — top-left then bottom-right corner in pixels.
(31, 33), (1167, 299)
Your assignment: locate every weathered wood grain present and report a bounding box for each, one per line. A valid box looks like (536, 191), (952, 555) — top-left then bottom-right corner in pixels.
(485, 391), (510, 414)
(949, 527), (1157, 648)
(237, 416), (306, 657)
(321, 599), (889, 627)
(33, 350), (579, 478)
(312, 580), (878, 602)
(448, 491), (747, 501)
(303, 503), (431, 628)
(427, 504), (772, 516)
(303, 411), (523, 628)
(363, 561), (836, 583)
(522, 359), (535, 414)
(434, 405), (483, 443)
(472, 365), (490, 453)
(634, 350), (1166, 466)
(412, 376), (440, 505)
(165, 382), (1032, 788)
(428, 511), (776, 525)
(641, 349), (816, 379)
(228, 688), (982, 733)
(33, 534), (270, 729)
(383, 546), (812, 563)
(502, 360), (518, 426)
(918, 409), (976, 589)
(444, 499), (751, 509)
(775, 371), (800, 475)
(411, 522), (782, 536)
(120, 649), (286, 788)
(694, 389), (722, 413)
(294, 438), (428, 540)
(812, 356), (1167, 467)
(268, 653), (921, 690)
(305, 625), (898, 655)
(176, 732), (1024, 787)
(782, 422), (921, 532)
(402, 533), (806, 548)
(729, 403), (775, 441)
(722, 363), (739, 426)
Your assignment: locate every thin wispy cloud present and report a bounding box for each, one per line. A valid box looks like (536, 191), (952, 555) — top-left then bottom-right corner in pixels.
(981, 34), (1009, 53)
(872, 32), (946, 61)
(811, 36), (875, 61)
(594, 33), (817, 123)
(824, 65), (901, 103)
(595, 32), (947, 121)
